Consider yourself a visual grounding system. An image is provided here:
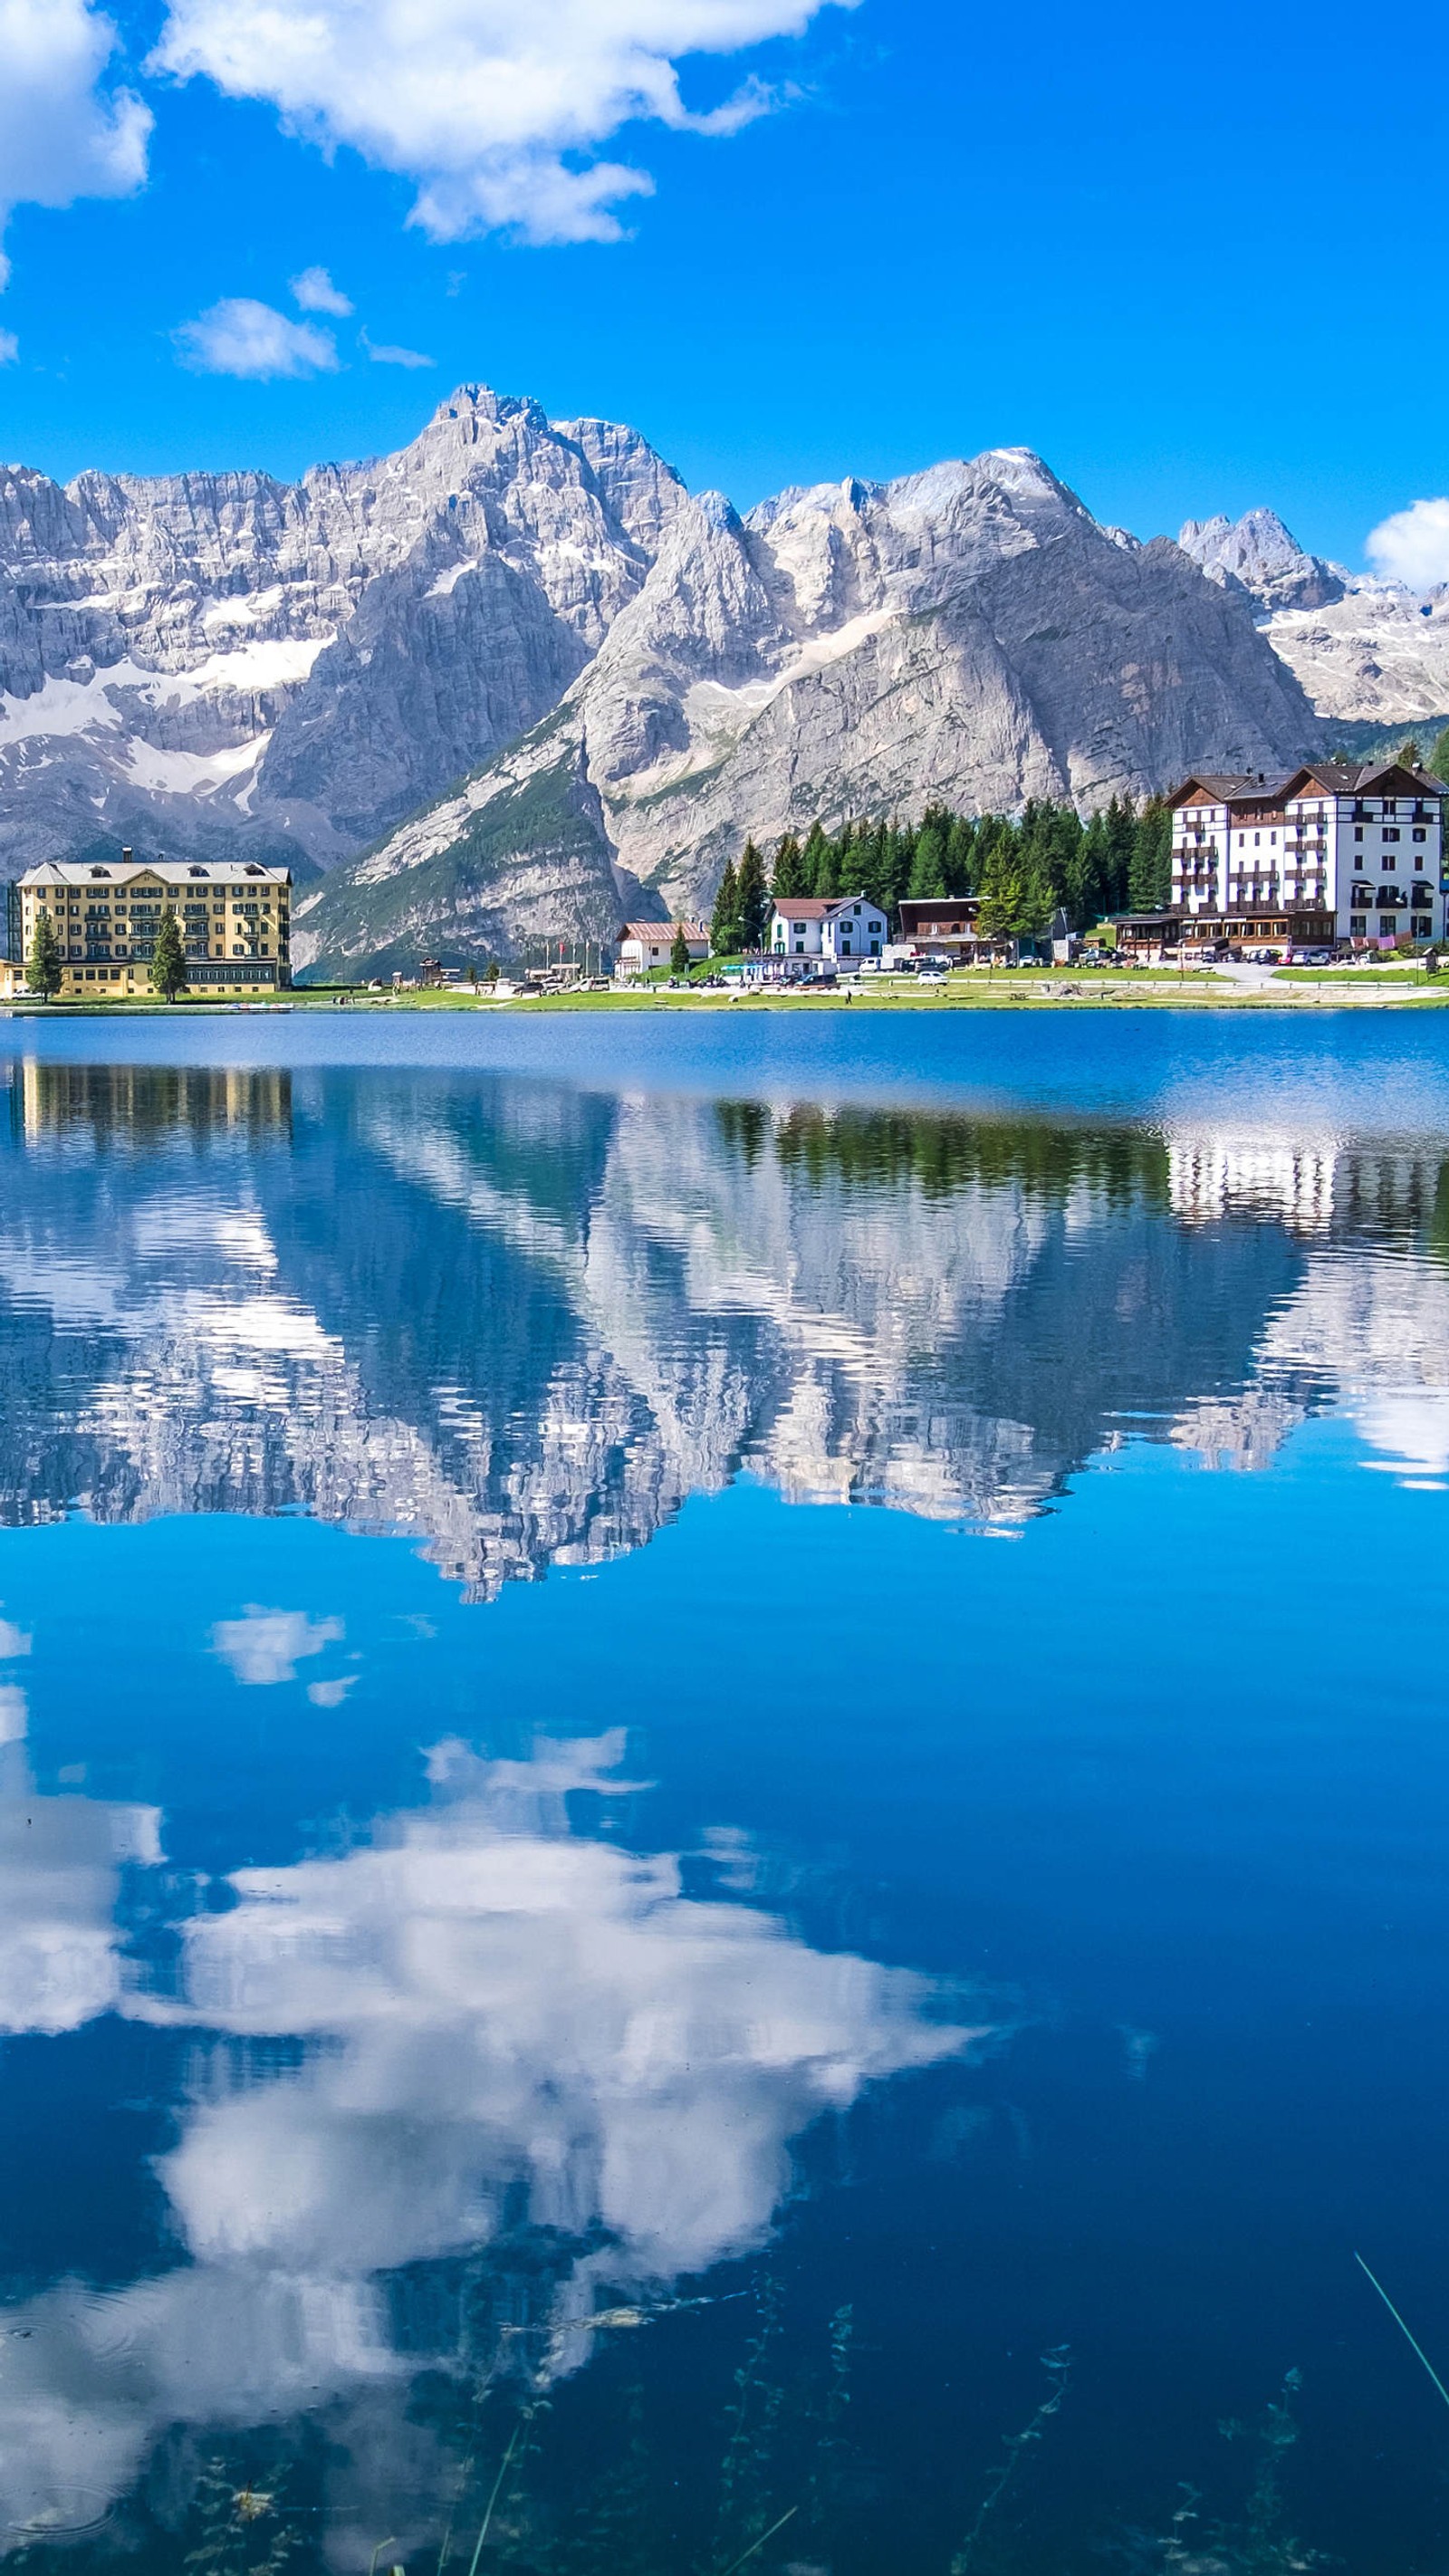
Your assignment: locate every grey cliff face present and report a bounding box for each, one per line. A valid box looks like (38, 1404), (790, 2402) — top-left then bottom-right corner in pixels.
(294, 445), (1320, 968)
(1, 392), (1341, 973)
(0, 388), (686, 875)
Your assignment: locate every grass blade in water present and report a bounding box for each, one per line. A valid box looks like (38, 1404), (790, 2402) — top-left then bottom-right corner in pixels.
(1355, 2254), (1449, 2412)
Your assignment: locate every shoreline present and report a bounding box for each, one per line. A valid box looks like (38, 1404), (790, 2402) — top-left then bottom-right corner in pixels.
(6, 972), (1449, 1019)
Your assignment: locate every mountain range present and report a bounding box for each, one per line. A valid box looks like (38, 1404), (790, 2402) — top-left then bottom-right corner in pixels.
(1, 387), (1444, 975)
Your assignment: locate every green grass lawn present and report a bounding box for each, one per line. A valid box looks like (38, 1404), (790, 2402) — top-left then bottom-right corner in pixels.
(1273, 965), (1443, 985)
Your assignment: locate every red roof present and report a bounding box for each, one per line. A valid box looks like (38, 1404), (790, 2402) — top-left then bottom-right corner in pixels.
(772, 893), (883, 919)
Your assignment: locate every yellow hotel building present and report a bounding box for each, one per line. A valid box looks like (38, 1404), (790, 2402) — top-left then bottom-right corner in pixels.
(15, 851), (291, 998)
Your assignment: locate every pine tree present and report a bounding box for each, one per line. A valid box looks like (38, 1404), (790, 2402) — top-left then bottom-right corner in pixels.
(150, 908), (188, 1002)
(813, 834), (842, 899)
(771, 833), (809, 898)
(907, 825), (947, 899)
(800, 821), (831, 896)
(26, 908), (62, 1001)
(975, 849), (1023, 941)
(944, 814), (977, 895)
(669, 925), (692, 976)
(711, 857), (742, 955)
(1017, 857), (1054, 937)
(1104, 795), (1137, 913)
(1398, 739), (1423, 770)
(736, 840), (770, 949)
(878, 822), (914, 925)
(1079, 810), (1113, 923)
(1430, 728), (1449, 786)
(855, 822), (892, 918)
(1128, 799), (1172, 912)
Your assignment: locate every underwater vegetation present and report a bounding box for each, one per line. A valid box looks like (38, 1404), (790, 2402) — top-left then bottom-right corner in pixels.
(0, 2283), (1346, 2576)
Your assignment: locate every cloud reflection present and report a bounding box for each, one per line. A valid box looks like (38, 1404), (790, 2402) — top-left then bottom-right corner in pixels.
(0, 1742), (160, 2036)
(0, 1735), (973, 2541)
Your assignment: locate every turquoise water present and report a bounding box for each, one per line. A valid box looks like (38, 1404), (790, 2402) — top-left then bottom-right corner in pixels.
(2, 1013), (1449, 2574)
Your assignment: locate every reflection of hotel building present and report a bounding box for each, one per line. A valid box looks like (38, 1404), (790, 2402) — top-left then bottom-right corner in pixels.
(15, 1061), (293, 1145)
(1167, 1133), (1339, 1235)
(1168, 761), (1445, 953)
(14, 851), (291, 998)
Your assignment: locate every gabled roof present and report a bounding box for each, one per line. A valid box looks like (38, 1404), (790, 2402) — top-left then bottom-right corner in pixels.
(771, 892), (884, 920)
(1353, 761), (1446, 795)
(618, 919), (706, 941)
(1169, 773), (1271, 808)
(1172, 761), (1449, 814)
(1281, 760), (1448, 798)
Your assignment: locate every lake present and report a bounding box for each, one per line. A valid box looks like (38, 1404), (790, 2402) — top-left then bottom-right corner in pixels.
(2, 1007), (1449, 2576)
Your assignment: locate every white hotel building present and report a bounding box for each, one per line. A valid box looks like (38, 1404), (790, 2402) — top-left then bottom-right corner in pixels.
(1168, 761), (1446, 952)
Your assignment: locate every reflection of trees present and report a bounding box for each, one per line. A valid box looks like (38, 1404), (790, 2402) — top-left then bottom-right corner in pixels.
(758, 1104), (1169, 1209)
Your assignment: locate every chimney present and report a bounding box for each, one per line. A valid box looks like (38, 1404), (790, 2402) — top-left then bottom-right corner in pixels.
(121, 847), (131, 863)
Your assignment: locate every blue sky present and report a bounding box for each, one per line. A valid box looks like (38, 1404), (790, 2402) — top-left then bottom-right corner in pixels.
(0, 0), (1439, 571)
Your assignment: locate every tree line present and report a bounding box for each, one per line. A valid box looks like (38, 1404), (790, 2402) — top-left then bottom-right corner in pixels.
(709, 799), (1173, 952)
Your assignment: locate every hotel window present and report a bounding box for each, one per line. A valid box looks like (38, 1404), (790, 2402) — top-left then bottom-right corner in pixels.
(1413, 827), (1427, 841)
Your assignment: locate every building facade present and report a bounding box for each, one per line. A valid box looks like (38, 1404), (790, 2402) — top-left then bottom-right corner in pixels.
(15, 852), (292, 997)
(768, 895), (888, 970)
(1169, 763), (1446, 953)
(896, 897), (981, 961)
(617, 921), (709, 975)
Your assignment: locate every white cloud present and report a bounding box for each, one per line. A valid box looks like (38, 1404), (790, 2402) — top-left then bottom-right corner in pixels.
(0, 1616), (32, 1658)
(0, 330), (16, 364)
(365, 337), (436, 369)
(210, 1606), (344, 1684)
(306, 1674), (356, 1707)
(0, 0), (151, 287)
(173, 296), (341, 378)
(0, 1686), (27, 1745)
(150, 0), (846, 247)
(290, 261), (352, 314)
(1366, 497), (1449, 593)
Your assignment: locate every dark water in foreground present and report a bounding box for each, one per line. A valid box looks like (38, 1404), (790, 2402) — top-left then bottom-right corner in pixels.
(3, 1013), (1449, 2576)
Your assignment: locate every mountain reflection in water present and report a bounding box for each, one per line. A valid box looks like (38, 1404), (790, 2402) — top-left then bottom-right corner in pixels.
(5, 1058), (1449, 1589)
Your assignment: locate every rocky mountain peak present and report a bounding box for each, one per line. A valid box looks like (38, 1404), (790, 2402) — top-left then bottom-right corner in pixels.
(1177, 508), (1345, 613)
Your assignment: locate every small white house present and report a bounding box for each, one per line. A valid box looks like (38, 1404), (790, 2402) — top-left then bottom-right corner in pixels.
(617, 920), (709, 975)
(767, 894), (888, 971)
